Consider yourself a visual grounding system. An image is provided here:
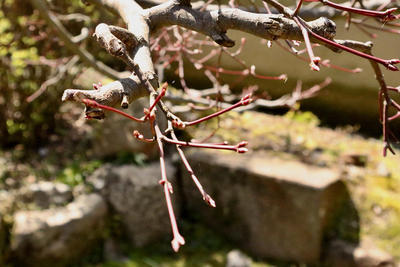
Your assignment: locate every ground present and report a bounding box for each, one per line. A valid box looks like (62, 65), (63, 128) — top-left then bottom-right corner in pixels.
(1, 106), (400, 266)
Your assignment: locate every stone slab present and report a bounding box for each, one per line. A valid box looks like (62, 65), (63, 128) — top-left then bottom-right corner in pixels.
(11, 193), (107, 266)
(179, 150), (347, 263)
(88, 161), (179, 247)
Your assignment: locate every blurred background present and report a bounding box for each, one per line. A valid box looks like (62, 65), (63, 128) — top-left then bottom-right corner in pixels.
(1, 0), (400, 266)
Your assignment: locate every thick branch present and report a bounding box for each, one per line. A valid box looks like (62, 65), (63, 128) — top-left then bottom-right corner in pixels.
(90, 0), (155, 76)
(61, 0), (391, 115)
(126, 0), (397, 20)
(146, 2), (336, 45)
(62, 75), (147, 108)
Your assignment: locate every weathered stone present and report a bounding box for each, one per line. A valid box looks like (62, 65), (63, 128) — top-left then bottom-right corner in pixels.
(325, 239), (395, 267)
(18, 181), (73, 209)
(11, 193), (107, 266)
(226, 250), (251, 267)
(180, 150), (348, 263)
(88, 161), (179, 246)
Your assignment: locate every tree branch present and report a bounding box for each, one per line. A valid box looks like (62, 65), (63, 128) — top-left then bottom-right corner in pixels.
(146, 2), (336, 45)
(30, 0), (126, 80)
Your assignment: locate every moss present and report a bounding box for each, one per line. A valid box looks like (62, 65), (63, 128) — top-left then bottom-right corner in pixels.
(56, 160), (102, 187)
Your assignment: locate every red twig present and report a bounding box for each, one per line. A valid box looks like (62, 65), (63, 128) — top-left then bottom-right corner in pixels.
(145, 82), (168, 120)
(293, 0), (304, 16)
(82, 99), (145, 122)
(202, 65), (287, 80)
(303, 21), (400, 71)
(133, 130), (155, 142)
(184, 94), (253, 127)
(155, 124), (185, 252)
(293, 17), (321, 71)
(162, 136), (249, 153)
(317, 0), (397, 21)
(170, 128), (216, 207)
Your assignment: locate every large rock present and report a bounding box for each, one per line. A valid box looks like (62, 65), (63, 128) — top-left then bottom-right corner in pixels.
(88, 161), (179, 246)
(11, 193), (107, 266)
(179, 150), (349, 264)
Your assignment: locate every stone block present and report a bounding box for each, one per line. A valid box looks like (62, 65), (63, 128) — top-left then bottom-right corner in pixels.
(180, 150), (347, 263)
(11, 193), (107, 266)
(18, 181), (73, 209)
(88, 161), (179, 246)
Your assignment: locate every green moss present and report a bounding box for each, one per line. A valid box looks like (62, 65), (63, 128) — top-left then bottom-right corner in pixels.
(56, 160), (102, 187)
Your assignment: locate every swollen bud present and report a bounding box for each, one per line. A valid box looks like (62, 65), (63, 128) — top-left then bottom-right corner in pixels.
(386, 59), (400, 71)
(172, 120), (186, 129)
(160, 82), (168, 95)
(240, 94), (253, 105)
(133, 130), (143, 140)
(386, 64), (399, 71)
(167, 182), (173, 194)
(279, 74), (288, 81)
(310, 62), (320, 72)
(312, 56), (321, 65)
(92, 82), (102, 90)
(237, 147), (248, 154)
(204, 194), (216, 208)
(237, 141), (248, 148)
(171, 235), (185, 252)
(241, 94), (252, 101)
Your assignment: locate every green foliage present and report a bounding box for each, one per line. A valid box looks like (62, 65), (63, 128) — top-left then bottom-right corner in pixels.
(56, 159), (102, 187)
(284, 110), (320, 126)
(1, 2), (63, 148)
(55, 151), (148, 187)
(0, 0), (117, 150)
(110, 152), (148, 166)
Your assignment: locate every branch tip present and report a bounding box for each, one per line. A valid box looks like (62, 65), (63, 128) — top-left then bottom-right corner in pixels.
(237, 147), (248, 153)
(171, 234), (185, 252)
(204, 194), (216, 207)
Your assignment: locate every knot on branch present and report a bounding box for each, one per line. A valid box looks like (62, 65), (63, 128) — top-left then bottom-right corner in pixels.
(211, 32), (235, 47)
(260, 18), (284, 37)
(94, 23), (128, 57)
(308, 17), (336, 40)
(108, 25), (139, 51)
(143, 71), (159, 88)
